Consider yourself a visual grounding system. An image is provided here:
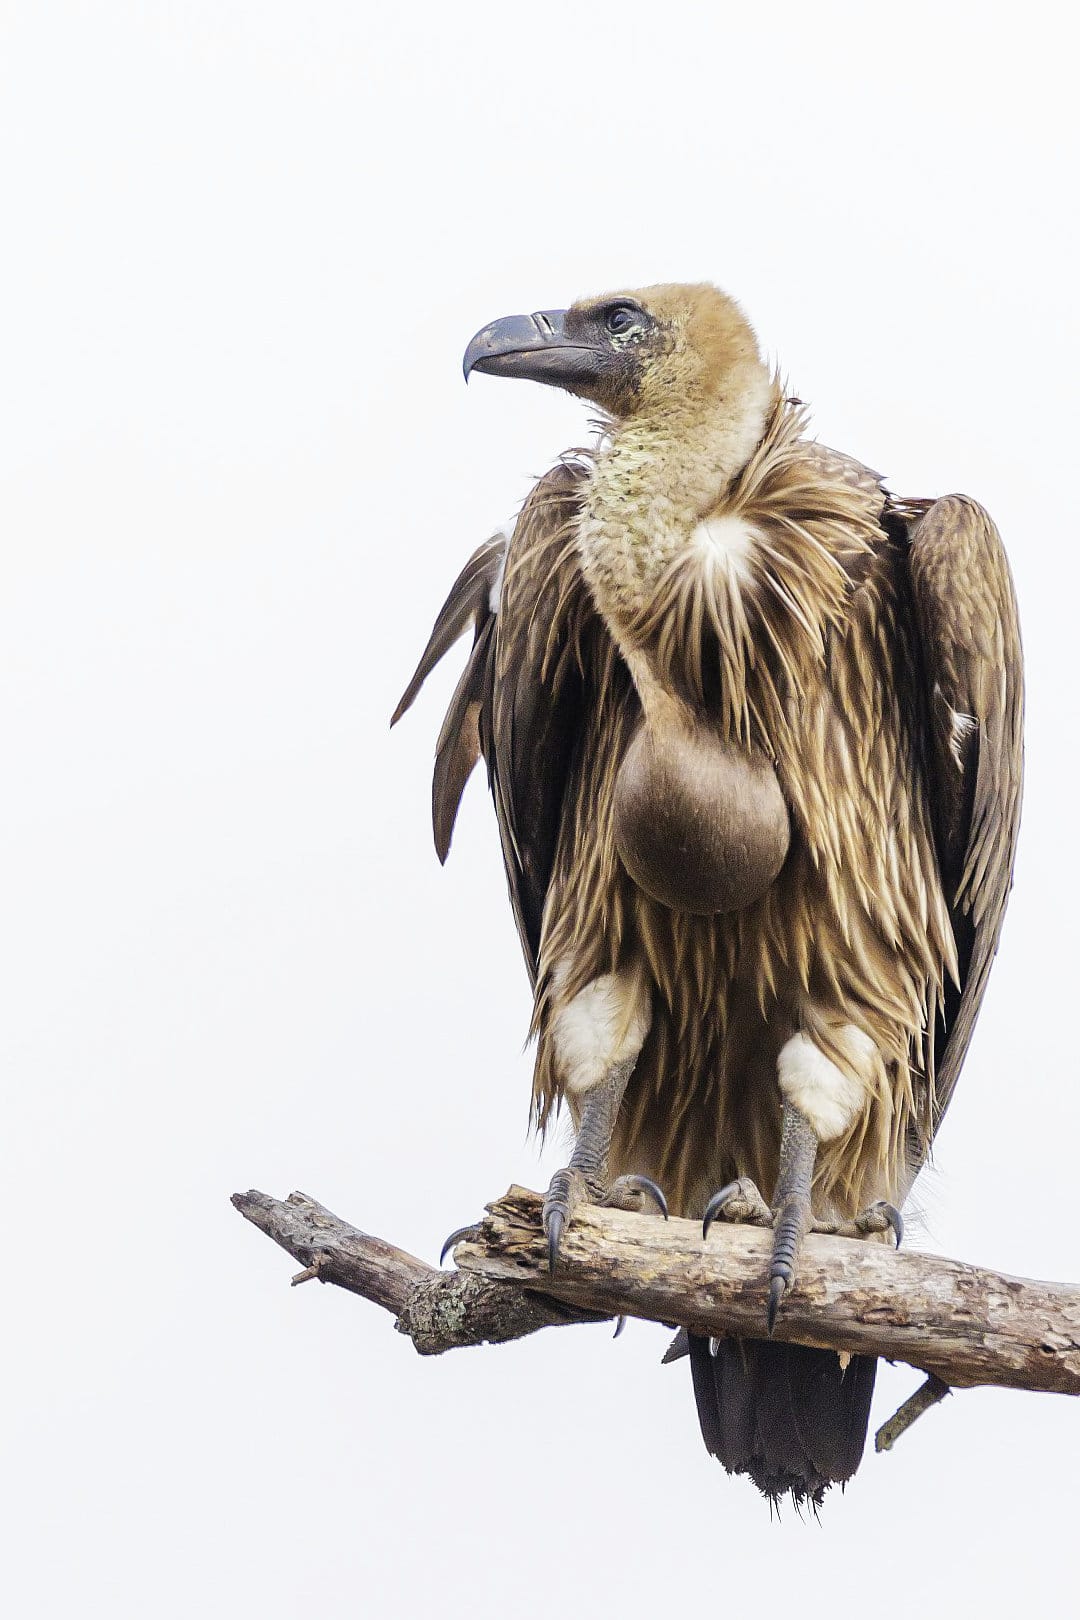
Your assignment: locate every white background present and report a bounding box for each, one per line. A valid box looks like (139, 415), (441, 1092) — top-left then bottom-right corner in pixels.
(2, 4), (1076, 1616)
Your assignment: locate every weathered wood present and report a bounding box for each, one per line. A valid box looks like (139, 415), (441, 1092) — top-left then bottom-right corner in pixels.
(232, 1185), (1080, 1396)
(874, 1374), (951, 1451)
(231, 1189), (604, 1354)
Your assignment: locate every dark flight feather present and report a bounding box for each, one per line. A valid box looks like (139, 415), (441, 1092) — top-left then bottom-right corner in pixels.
(895, 494), (1024, 1145)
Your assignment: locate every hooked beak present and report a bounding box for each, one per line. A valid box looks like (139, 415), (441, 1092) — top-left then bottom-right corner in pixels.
(462, 310), (604, 389)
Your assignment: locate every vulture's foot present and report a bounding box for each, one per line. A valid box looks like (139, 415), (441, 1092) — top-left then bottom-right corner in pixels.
(542, 1166), (592, 1272)
(702, 1105), (820, 1334)
(702, 1176), (774, 1234)
(814, 1200), (903, 1248)
(543, 1166), (667, 1272)
(542, 1054), (665, 1271)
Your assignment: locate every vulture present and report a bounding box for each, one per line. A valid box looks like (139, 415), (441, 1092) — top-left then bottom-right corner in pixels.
(392, 283), (1024, 1505)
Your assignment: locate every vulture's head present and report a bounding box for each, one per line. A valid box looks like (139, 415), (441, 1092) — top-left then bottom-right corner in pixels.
(463, 283), (765, 421)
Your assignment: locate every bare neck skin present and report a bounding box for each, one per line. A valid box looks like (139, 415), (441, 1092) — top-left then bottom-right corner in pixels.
(576, 358), (775, 707)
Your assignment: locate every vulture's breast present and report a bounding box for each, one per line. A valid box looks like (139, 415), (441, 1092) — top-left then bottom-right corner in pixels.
(612, 719), (790, 915)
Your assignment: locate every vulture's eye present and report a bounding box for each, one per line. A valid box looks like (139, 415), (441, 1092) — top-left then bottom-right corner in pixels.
(605, 304), (639, 336)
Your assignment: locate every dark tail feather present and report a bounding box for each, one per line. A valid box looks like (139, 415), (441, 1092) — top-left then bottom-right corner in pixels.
(688, 1335), (877, 1507)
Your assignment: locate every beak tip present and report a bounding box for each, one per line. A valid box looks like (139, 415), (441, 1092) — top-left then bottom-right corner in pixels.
(460, 310), (572, 391)
(462, 336), (485, 383)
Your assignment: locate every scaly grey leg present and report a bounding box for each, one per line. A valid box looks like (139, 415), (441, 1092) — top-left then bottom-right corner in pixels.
(766, 1100), (819, 1332)
(542, 1056), (667, 1271)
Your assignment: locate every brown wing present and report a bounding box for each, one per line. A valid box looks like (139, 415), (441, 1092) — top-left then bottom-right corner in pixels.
(392, 460), (600, 983)
(391, 532), (505, 864)
(898, 493), (1024, 1146)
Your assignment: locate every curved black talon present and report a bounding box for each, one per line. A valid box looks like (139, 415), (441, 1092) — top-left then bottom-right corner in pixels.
(612, 1173), (669, 1219)
(439, 1225), (476, 1266)
(702, 1181), (742, 1240)
(766, 1272), (788, 1335)
(546, 1205), (565, 1273)
(880, 1202), (904, 1248)
(612, 1315), (626, 1340)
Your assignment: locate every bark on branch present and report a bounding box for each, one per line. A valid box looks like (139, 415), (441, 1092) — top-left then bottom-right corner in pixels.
(232, 1185), (1080, 1397)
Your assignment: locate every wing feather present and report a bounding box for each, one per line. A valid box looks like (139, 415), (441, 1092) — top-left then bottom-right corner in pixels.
(485, 462), (597, 980)
(391, 535), (504, 862)
(393, 462), (598, 978)
(390, 534), (505, 728)
(900, 494), (1024, 1142)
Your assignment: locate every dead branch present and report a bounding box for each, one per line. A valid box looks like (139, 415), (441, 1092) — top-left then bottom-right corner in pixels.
(874, 1374), (951, 1451)
(232, 1185), (1080, 1398)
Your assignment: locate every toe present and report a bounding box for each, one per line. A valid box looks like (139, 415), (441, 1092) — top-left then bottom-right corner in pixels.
(702, 1176), (772, 1237)
(545, 1204), (565, 1273)
(439, 1224), (478, 1266)
(862, 1200), (903, 1247)
(702, 1182), (742, 1239)
(606, 1173), (669, 1219)
(542, 1166), (583, 1273)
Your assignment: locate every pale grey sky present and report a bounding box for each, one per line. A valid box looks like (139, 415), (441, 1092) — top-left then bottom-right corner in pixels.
(2, 4), (1076, 1616)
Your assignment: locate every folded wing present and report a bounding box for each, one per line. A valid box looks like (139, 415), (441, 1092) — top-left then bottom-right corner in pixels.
(392, 461), (601, 983)
(898, 493), (1024, 1145)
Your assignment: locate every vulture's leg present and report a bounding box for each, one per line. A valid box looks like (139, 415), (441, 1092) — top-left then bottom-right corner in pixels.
(767, 1023), (900, 1326)
(543, 1055), (667, 1270)
(703, 1026), (885, 1331)
(698, 1105), (821, 1329)
(765, 1100), (819, 1332)
(701, 1105), (818, 1332)
(543, 966), (664, 1270)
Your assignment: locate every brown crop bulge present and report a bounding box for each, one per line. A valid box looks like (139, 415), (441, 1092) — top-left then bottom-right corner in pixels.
(612, 718), (791, 915)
